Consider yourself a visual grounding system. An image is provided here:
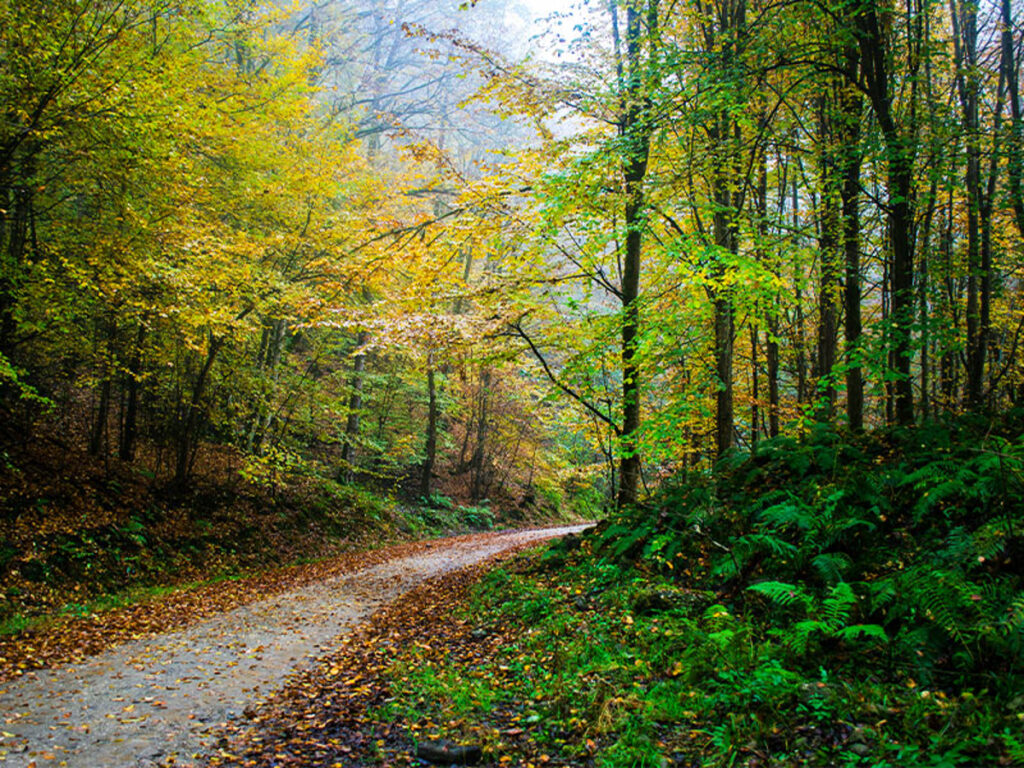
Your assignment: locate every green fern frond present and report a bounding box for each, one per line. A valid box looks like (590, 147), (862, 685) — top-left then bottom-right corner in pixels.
(748, 580), (812, 611)
(788, 619), (820, 654)
(835, 624), (888, 643)
(999, 593), (1024, 637)
(760, 498), (814, 531)
(821, 582), (856, 631)
(812, 552), (853, 585)
(735, 533), (800, 560)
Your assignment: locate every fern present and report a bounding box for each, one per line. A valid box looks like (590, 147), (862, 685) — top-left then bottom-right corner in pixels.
(748, 580), (813, 611)
(835, 624), (888, 643)
(788, 619), (821, 654)
(811, 552), (853, 585)
(902, 568), (973, 650)
(820, 582), (856, 632)
(1001, 592), (1024, 636)
(735, 533), (800, 560)
(759, 496), (815, 531)
(757, 582), (885, 653)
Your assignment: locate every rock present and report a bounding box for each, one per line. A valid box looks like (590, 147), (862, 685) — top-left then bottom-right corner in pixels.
(415, 740), (483, 765)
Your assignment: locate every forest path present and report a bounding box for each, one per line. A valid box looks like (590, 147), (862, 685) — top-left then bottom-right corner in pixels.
(0, 525), (588, 767)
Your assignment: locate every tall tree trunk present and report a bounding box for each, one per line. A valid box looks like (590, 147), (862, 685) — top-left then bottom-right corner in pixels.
(856, 0), (918, 426)
(90, 378), (112, 457)
(839, 45), (864, 431)
(175, 334), (225, 487)
(940, 196), (958, 405)
(767, 313), (781, 437)
(612, 0), (657, 508)
(791, 177), (808, 406)
(755, 156), (780, 437)
(1002, 0), (1024, 238)
(816, 97), (841, 420)
(951, 0), (985, 407)
(340, 330), (368, 480)
(119, 323), (146, 462)
(841, 174), (864, 431)
(469, 369), (490, 502)
(421, 358), (438, 498)
(710, 115), (742, 456)
(918, 186), (937, 421)
(750, 324), (760, 445)
(0, 152), (37, 357)
(714, 291), (735, 455)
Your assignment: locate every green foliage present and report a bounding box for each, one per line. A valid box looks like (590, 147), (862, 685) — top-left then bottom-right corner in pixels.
(370, 543), (1020, 766)
(403, 497), (496, 536)
(573, 417), (1024, 763)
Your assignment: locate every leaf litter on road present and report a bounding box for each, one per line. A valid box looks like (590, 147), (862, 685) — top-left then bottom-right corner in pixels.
(206, 542), (582, 768)
(0, 527), (587, 768)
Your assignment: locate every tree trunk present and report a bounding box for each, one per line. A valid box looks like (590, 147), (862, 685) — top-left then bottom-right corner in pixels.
(421, 359), (438, 498)
(119, 323), (146, 462)
(839, 45), (864, 431)
(340, 330), (368, 480)
(613, 0), (657, 507)
(755, 156), (780, 438)
(951, 0), (985, 407)
(856, 0), (918, 426)
(1002, 0), (1024, 238)
(469, 369), (490, 502)
(816, 97), (841, 421)
(791, 177), (808, 406)
(767, 312), (781, 437)
(750, 324), (760, 445)
(90, 378), (112, 457)
(175, 333), (225, 487)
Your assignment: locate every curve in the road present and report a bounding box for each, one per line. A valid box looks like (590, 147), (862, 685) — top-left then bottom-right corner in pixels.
(0, 525), (589, 768)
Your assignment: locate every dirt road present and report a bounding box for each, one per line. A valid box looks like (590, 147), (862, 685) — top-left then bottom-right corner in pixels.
(0, 525), (588, 767)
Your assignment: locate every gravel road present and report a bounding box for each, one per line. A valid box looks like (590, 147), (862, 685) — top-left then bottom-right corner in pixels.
(0, 525), (589, 767)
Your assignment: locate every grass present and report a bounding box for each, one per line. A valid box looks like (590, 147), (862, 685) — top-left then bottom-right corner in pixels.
(0, 577), (229, 637)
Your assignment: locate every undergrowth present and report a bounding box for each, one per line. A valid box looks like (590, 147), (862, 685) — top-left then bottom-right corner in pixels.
(0, 457), (512, 633)
(375, 415), (1024, 766)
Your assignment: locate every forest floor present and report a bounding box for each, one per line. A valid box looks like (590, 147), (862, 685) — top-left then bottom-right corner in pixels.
(0, 525), (588, 768)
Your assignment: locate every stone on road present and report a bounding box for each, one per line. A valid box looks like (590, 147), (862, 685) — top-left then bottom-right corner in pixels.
(0, 525), (588, 767)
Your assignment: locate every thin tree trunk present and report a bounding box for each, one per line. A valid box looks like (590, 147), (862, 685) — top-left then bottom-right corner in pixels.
(90, 378), (112, 457)
(767, 312), (781, 437)
(421, 358), (438, 498)
(340, 330), (368, 480)
(856, 0), (918, 426)
(791, 177), (808, 405)
(612, 0), (657, 506)
(816, 97), (841, 420)
(750, 324), (759, 446)
(119, 323), (146, 462)
(756, 156), (780, 437)
(841, 127), (864, 430)
(175, 334), (225, 487)
(469, 370), (490, 502)
(1002, 0), (1024, 237)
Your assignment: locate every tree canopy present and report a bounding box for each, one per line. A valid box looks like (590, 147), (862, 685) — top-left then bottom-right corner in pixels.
(0, 0), (1022, 512)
